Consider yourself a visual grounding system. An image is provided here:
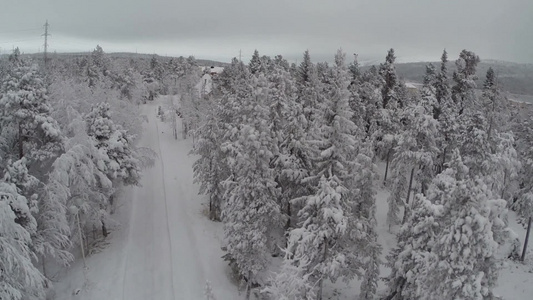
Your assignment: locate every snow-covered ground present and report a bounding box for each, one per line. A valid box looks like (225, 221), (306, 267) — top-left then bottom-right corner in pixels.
(52, 97), (240, 300)
(52, 96), (533, 300)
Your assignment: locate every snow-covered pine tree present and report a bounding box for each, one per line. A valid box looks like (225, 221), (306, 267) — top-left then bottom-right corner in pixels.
(266, 57), (310, 231)
(0, 180), (45, 300)
(286, 50), (369, 300)
(386, 150), (508, 300)
(379, 48), (400, 110)
(375, 49), (403, 183)
(356, 66), (383, 139)
(387, 67), (440, 225)
(433, 49), (450, 120)
(192, 96), (228, 221)
(510, 103), (533, 260)
(249, 49), (263, 75)
(85, 102), (141, 186)
(262, 249), (316, 300)
(192, 58), (250, 221)
(296, 50), (321, 129)
(385, 192), (444, 300)
(221, 75), (283, 299)
(0, 61), (63, 162)
(432, 50), (457, 173)
(43, 113), (111, 259)
(352, 144), (382, 300)
(451, 50), (480, 115)
(481, 67), (511, 139)
(422, 152), (505, 300)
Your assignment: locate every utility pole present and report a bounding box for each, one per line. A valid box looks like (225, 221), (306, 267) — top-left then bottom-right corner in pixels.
(42, 20), (50, 67)
(239, 49), (242, 62)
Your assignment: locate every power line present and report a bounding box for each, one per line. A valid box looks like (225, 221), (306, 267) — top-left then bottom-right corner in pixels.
(0, 37), (41, 44)
(0, 28), (41, 35)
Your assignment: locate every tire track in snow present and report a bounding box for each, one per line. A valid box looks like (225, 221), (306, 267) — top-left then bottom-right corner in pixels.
(154, 118), (177, 300)
(121, 187), (136, 300)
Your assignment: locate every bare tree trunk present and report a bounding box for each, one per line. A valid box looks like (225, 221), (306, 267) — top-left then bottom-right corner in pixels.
(317, 240), (328, 300)
(102, 221), (108, 237)
(441, 146), (447, 173)
(18, 123), (24, 159)
(501, 170), (507, 199)
(76, 213), (87, 268)
(402, 167), (415, 224)
(173, 112), (178, 140)
(245, 271), (252, 300)
(286, 202), (292, 230)
(521, 217), (532, 262)
(384, 149), (392, 184)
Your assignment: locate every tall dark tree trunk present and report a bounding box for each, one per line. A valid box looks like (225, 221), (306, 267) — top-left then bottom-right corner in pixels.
(402, 167), (415, 224)
(440, 145), (447, 174)
(286, 202), (292, 230)
(102, 221), (108, 238)
(384, 149), (392, 184)
(42, 255), (48, 288)
(521, 217), (532, 262)
(317, 239), (328, 300)
(245, 271), (252, 300)
(18, 123), (24, 159)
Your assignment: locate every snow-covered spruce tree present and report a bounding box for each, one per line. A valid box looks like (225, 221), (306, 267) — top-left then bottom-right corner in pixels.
(353, 144), (382, 300)
(433, 49), (450, 120)
(346, 55), (368, 137)
(44, 112), (112, 256)
(481, 67), (508, 139)
(296, 50), (321, 130)
(248, 49), (263, 75)
(262, 249), (316, 300)
(192, 96), (227, 221)
(422, 153), (506, 300)
(221, 75), (283, 299)
(385, 152), (471, 300)
(386, 67), (441, 226)
(0, 180), (45, 300)
(2, 158), (40, 235)
(286, 50), (374, 300)
(193, 58), (249, 221)
(387, 71), (438, 225)
(375, 49), (403, 183)
(266, 56), (313, 232)
(384, 192), (444, 300)
(433, 50), (457, 173)
(85, 102), (141, 186)
(451, 50), (480, 115)
(0, 61), (62, 162)
(380, 49), (398, 109)
(386, 151), (508, 300)
(479, 69), (520, 201)
(356, 66), (383, 139)
(510, 104), (533, 260)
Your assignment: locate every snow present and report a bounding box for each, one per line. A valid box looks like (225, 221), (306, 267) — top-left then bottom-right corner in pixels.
(52, 97), (239, 300)
(51, 99), (533, 300)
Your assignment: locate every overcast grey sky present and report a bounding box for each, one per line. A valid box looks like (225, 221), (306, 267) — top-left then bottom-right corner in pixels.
(1, 0), (531, 63)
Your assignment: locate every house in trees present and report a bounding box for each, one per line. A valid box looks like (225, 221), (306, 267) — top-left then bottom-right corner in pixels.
(197, 66), (225, 96)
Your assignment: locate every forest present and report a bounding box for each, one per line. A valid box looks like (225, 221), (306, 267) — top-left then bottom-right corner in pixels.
(0, 46), (199, 299)
(191, 48), (533, 300)
(1, 45), (533, 300)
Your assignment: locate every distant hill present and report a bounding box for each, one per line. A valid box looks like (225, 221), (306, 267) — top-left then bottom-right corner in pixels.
(11, 52), (230, 68)
(362, 60), (533, 96)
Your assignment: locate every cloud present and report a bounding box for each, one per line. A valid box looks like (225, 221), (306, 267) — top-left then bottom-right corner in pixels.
(1, 0), (531, 63)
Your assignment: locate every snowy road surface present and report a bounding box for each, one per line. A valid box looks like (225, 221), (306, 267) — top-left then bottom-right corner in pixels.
(54, 98), (240, 300)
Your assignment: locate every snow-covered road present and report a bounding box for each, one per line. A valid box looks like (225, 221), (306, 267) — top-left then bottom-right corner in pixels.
(54, 98), (240, 300)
